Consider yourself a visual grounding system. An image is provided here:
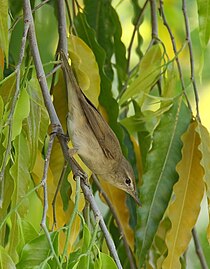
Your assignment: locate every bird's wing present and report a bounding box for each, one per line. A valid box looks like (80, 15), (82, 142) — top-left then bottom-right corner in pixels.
(78, 91), (122, 161)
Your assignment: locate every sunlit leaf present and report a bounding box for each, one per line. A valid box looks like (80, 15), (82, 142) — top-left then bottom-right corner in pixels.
(119, 44), (163, 105)
(0, 246), (16, 269)
(0, 0), (9, 61)
(68, 34), (100, 107)
(196, 122), (210, 242)
(162, 121), (205, 269)
(94, 251), (118, 269)
(136, 98), (191, 266)
(197, 0), (210, 48)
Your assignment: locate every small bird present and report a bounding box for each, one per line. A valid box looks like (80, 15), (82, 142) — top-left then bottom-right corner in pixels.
(61, 51), (141, 206)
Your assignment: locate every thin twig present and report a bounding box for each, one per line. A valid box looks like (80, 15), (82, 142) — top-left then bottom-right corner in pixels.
(81, 181), (123, 269)
(41, 130), (57, 227)
(127, 0), (149, 74)
(159, 0), (192, 110)
(182, 0), (200, 122)
(40, 128), (62, 269)
(0, 21), (29, 208)
(92, 174), (137, 269)
(46, 63), (61, 78)
(192, 228), (208, 269)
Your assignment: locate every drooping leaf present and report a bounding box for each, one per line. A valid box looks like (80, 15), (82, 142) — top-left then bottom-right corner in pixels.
(135, 97), (191, 266)
(197, 0), (210, 48)
(0, 0), (9, 61)
(119, 44), (163, 105)
(162, 121), (205, 269)
(196, 122), (210, 242)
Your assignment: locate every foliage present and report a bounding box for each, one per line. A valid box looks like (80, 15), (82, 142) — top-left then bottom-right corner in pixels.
(0, 0), (210, 268)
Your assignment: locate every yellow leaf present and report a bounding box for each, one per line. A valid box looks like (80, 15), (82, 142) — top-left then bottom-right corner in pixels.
(68, 35), (100, 107)
(162, 121), (205, 269)
(196, 122), (210, 242)
(99, 180), (134, 251)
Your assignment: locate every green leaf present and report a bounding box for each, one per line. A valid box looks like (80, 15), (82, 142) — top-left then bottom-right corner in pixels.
(0, 246), (16, 269)
(135, 97), (191, 266)
(197, 0), (210, 48)
(12, 88), (30, 141)
(95, 252), (118, 269)
(17, 232), (58, 269)
(0, 0), (9, 61)
(8, 133), (31, 260)
(119, 44), (163, 105)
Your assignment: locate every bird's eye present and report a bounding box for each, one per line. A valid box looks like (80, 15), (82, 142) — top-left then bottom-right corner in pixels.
(125, 178), (131, 186)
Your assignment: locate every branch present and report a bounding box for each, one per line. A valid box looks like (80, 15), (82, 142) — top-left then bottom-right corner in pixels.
(0, 21), (29, 207)
(40, 128), (62, 269)
(182, 0), (200, 122)
(81, 181), (123, 269)
(159, 0), (191, 110)
(150, 0), (158, 41)
(57, 0), (68, 55)
(92, 175), (137, 269)
(192, 228), (208, 269)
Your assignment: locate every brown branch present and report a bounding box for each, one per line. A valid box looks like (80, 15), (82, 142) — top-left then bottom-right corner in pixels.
(159, 0), (191, 110)
(81, 180), (123, 269)
(182, 0), (200, 122)
(92, 175), (137, 269)
(150, 0), (158, 41)
(192, 228), (208, 269)
(0, 21), (29, 207)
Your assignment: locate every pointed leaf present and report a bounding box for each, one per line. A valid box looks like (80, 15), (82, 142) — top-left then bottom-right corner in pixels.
(136, 98), (191, 266)
(162, 121), (205, 269)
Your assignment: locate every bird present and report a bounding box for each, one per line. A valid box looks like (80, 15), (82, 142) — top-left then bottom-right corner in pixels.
(61, 51), (141, 206)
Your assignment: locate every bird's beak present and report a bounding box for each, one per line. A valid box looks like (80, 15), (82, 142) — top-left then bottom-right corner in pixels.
(131, 191), (142, 207)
